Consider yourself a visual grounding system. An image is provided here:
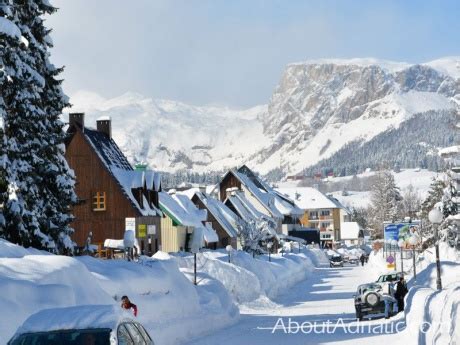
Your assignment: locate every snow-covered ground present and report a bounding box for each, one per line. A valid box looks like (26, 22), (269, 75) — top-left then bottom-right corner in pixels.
(0, 240), (237, 345)
(173, 248), (329, 304)
(189, 245), (460, 345)
(2, 237), (459, 344)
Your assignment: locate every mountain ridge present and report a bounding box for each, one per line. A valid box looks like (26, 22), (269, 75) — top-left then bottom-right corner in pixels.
(67, 57), (460, 178)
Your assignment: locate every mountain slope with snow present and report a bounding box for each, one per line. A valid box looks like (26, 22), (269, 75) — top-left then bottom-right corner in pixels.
(67, 57), (460, 176)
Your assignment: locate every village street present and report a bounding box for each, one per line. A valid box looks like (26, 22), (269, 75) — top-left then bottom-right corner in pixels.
(188, 263), (405, 345)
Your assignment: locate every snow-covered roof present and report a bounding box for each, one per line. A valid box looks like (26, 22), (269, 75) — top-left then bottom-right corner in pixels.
(193, 191), (239, 238)
(439, 145), (460, 157)
(224, 191), (275, 229)
(75, 126), (161, 216)
(227, 167), (303, 218)
(84, 127), (132, 171)
(276, 187), (342, 210)
(159, 192), (218, 243)
(12, 305), (131, 336)
(340, 222), (361, 240)
(111, 168), (161, 216)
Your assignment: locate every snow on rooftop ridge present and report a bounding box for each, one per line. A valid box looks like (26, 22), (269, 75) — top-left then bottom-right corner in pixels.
(288, 57), (411, 73)
(97, 115), (111, 121)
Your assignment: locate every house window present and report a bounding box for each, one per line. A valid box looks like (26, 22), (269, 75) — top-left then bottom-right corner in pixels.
(321, 222), (331, 229)
(309, 211), (318, 220)
(92, 192), (106, 211)
(320, 210), (330, 216)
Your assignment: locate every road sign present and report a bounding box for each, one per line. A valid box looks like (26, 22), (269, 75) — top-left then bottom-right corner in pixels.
(386, 255), (395, 264)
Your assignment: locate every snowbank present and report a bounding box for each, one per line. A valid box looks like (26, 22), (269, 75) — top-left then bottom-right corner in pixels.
(174, 248), (328, 304)
(0, 255), (113, 344)
(0, 240), (238, 345)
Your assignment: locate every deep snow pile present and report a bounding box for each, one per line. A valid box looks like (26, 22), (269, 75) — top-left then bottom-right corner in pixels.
(77, 253), (238, 345)
(0, 247), (113, 344)
(173, 248), (328, 304)
(368, 243), (460, 344)
(0, 241), (238, 345)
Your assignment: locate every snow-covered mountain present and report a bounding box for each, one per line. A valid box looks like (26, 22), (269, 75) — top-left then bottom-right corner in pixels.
(67, 57), (460, 176)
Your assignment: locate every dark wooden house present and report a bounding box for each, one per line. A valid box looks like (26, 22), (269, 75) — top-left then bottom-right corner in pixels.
(191, 191), (238, 249)
(65, 113), (162, 255)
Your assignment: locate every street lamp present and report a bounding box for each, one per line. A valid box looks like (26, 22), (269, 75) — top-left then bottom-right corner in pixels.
(428, 208), (443, 290)
(267, 242), (273, 262)
(408, 234), (419, 281)
(398, 239), (405, 274)
(225, 245), (233, 263)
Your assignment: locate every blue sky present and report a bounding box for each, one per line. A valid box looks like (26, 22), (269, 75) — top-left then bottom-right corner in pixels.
(47, 0), (460, 107)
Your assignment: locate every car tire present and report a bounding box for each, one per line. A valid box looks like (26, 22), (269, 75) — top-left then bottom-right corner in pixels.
(364, 292), (380, 307)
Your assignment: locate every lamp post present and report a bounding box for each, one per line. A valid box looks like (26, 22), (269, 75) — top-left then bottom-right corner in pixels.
(428, 208), (443, 290)
(398, 239), (405, 274)
(391, 239), (398, 271)
(267, 242), (273, 262)
(408, 234), (419, 281)
(225, 245), (233, 263)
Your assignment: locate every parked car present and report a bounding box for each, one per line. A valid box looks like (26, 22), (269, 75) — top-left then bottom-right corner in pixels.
(354, 283), (397, 320)
(348, 255), (359, 265)
(330, 255), (343, 268)
(8, 305), (154, 345)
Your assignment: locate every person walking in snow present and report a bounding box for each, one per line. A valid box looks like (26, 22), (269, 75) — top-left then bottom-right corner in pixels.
(121, 295), (138, 317)
(394, 276), (408, 312)
(360, 254), (365, 266)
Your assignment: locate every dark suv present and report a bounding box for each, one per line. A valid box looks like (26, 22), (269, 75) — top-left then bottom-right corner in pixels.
(330, 255), (343, 268)
(354, 283), (397, 320)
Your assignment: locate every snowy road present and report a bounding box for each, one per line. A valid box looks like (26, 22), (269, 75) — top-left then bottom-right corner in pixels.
(188, 264), (405, 345)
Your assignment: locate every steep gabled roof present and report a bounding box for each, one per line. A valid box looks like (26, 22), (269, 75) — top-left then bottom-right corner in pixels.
(193, 191), (239, 238)
(69, 125), (161, 216)
(84, 127), (132, 171)
(159, 192), (218, 243)
(225, 167), (303, 218)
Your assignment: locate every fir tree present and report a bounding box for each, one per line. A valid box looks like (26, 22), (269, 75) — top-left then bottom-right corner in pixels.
(0, 1), (76, 252)
(15, 0), (76, 252)
(368, 170), (402, 238)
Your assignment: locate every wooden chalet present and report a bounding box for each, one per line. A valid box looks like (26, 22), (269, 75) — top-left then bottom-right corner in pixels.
(218, 165), (303, 234)
(65, 113), (162, 255)
(191, 191), (239, 249)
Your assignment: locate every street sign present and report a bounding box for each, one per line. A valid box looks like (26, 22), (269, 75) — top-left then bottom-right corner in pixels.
(386, 255), (395, 264)
(125, 218), (135, 231)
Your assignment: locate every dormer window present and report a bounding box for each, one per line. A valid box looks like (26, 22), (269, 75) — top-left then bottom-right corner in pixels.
(92, 192), (106, 211)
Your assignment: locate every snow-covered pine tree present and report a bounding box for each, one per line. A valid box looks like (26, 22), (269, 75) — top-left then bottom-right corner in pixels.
(15, 0), (76, 252)
(419, 177), (446, 238)
(0, 1), (75, 252)
(1, 1), (43, 247)
(368, 170), (402, 238)
(236, 217), (275, 254)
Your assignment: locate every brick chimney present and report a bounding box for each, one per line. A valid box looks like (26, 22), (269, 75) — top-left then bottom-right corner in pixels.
(69, 113), (85, 131)
(96, 117), (111, 138)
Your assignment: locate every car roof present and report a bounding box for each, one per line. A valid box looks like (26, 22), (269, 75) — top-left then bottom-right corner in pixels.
(13, 305), (134, 336)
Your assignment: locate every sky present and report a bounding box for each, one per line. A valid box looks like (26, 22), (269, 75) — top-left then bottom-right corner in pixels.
(47, 0), (460, 108)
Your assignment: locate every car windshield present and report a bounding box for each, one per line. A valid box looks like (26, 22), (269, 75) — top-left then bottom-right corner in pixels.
(9, 328), (111, 345)
(378, 274), (399, 282)
(331, 256), (342, 262)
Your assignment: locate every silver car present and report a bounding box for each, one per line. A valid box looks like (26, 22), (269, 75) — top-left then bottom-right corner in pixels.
(8, 305), (154, 345)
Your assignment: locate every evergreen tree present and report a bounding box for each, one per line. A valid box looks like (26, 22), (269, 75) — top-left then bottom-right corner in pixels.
(368, 170), (402, 238)
(16, 0), (76, 252)
(0, 1), (76, 252)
